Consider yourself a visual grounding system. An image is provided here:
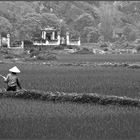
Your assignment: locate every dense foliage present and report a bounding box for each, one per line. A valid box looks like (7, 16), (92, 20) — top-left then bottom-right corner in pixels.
(0, 1), (140, 44)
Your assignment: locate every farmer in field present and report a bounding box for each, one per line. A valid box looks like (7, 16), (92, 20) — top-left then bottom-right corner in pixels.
(3, 66), (22, 91)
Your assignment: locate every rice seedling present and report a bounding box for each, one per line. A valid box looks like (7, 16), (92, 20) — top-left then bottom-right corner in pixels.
(1, 63), (140, 98)
(0, 54), (140, 139)
(0, 98), (140, 140)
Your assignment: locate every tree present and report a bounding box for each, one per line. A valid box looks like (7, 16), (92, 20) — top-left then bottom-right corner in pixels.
(59, 20), (68, 37)
(123, 24), (137, 42)
(16, 13), (42, 41)
(14, 1), (35, 16)
(80, 26), (96, 43)
(0, 16), (12, 33)
(73, 13), (95, 32)
(87, 31), (100, 43)
(62, 4), (83, 25)
(98, 2), (125, 41)
(41, 13), (60, 28)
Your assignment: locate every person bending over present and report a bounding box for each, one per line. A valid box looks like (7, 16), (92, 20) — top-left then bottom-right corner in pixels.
(4, 66), (22, 91)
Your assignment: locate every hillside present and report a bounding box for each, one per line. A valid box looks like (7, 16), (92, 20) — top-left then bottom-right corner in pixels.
(0, 1), (140, 45)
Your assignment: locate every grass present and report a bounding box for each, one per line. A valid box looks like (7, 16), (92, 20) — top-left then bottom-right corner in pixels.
(1, 63), (140, 99)
(0, 98), (140, 140)
(0, 54), (140, 139)
(1, 89), (140, 107)
(57, 53), (140, 63)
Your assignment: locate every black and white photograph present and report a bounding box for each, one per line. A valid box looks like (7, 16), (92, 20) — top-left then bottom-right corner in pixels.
(0, 1), (140, 140)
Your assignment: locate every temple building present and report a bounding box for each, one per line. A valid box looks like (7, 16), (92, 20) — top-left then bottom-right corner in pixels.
(33, 27), (61, 46)
(33, 27), (81, 46)
(0, 26), (81, 50)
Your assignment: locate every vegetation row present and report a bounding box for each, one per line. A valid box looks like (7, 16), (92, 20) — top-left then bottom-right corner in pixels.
(0, 90), (140, 107)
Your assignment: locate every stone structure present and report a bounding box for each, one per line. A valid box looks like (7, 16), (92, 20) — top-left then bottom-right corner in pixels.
(7, 40), (24, 55)
(33, 27), (81, 46)
(66, 32), (81, 46)
(0, 33), (10, 48)
(0, 33), (24, 55)
(33, 27), (61, 46)
(7, 34), (10, 48)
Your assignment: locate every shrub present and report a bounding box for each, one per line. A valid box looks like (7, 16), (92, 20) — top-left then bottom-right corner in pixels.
(24, 40), (33, 46)
(74, 48), (93, 54)
(0, 90), (140, 107)
(30, 49), (40, 57)
(36, 54), (57, 61)
(54, 45), (65, 50)
(0, 48), (8, 54)
(4, 54), (14, 59)
(128, 64), (140, 69)
(135, 45), (140, 51)
(100, 43), (108, 48)
(102, 48), (108, 51)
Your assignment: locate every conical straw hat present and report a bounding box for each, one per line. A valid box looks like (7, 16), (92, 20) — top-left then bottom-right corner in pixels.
(9, 66), (21, 73)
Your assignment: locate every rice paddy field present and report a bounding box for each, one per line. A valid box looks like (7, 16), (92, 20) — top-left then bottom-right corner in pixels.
(57, 53), (140, 63)
(0, 98), (140, 140)
(0, 54), (140, 139)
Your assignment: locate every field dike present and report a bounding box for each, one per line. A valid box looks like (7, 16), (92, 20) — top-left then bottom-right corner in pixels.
(0, 90), (140, 107)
